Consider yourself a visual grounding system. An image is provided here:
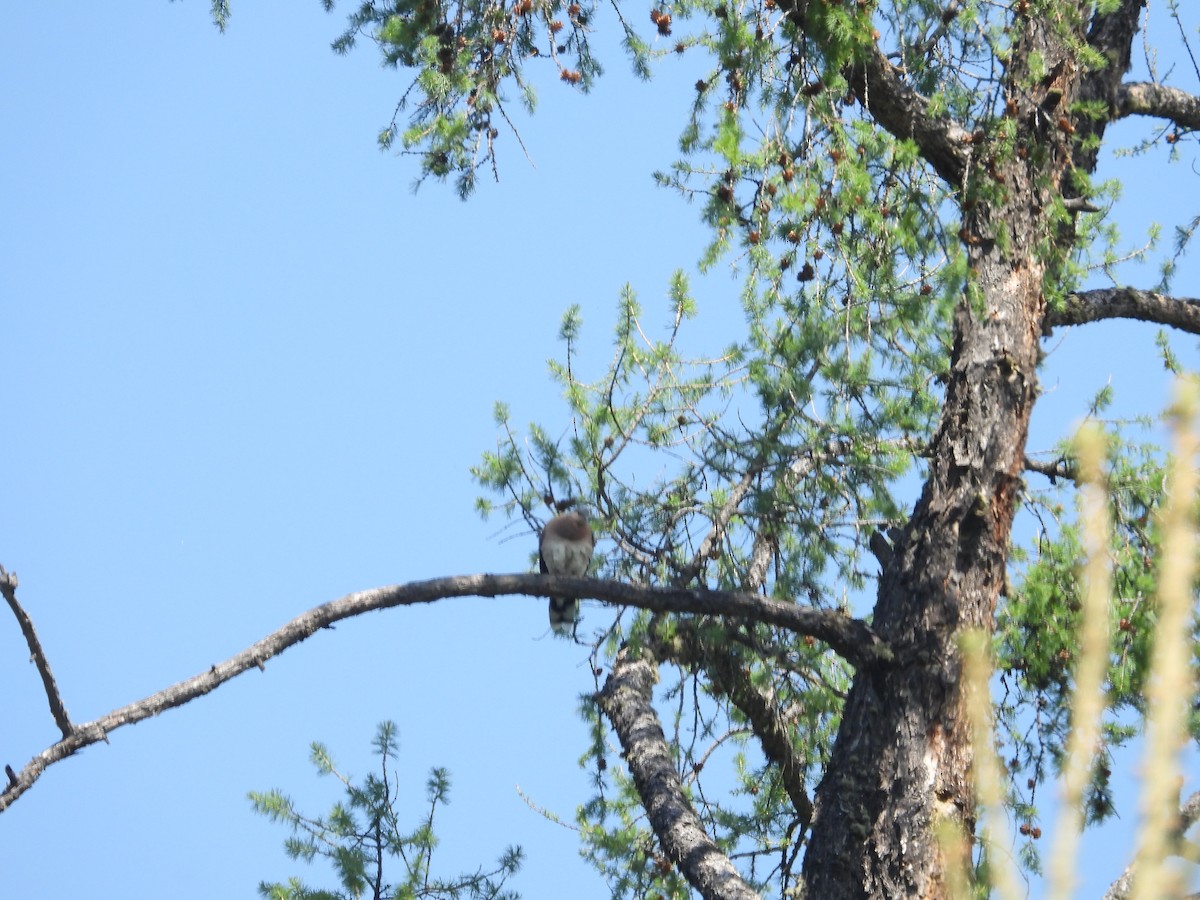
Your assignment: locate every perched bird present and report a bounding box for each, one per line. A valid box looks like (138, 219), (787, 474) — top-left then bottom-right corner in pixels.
(539, 510), (594, 637)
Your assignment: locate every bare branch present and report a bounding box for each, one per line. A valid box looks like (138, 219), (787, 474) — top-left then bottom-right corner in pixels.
(1, 572), (889, 813)
(652, 622), (815, 828)
(1, 566), (73, 739)
(1047, 288), (1200, 334)
(1115, 81), (1200, 131)
(597, 648), (762, 900)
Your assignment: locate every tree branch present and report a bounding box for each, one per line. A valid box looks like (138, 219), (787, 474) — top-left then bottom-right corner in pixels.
(1, 566), (73, 739)
(1115, 81), (1200, 131)
(844, 42), (971, 187)
(660, 626), (815, 829)
(597, 648), (762, 900)
(770, 1), (969, 187)
(1047, 287), (1200, 334)
(1, 571), (889, 813)
(1023, 454), (1077, 484)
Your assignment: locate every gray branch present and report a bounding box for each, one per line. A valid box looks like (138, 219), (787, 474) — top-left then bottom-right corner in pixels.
(1116, 82), (1200, 131)
(1047, 288), (1200, 334)
(597, 648), (762, 900)
(1, 571), (887, 813)
(1, 566), (73, 739)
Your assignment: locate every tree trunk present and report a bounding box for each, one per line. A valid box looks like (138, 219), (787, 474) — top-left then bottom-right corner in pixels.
(801, 11), (1093, 894)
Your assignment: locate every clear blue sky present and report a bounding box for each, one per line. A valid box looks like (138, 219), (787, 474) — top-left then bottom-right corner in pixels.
(1, 3), (1196, 898)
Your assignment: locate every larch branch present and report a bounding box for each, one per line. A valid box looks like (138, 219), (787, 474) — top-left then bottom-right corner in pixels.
(1, 572), (888, 813)
(1, 566), (73, 739)
(1047, 288), (1200, 334)
(844, 43), (971, 187)
(597, 648), (762, 900)
(771, 1), (969, 187)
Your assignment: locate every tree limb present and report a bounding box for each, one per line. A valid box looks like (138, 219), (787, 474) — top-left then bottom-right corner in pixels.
(1115, 81), (1200, 131)
(1, 566), (73, 739)
(1023, 454), (1077, 484)
(1073, 0), (1148, 175)
(844, 42), (971, 187)
(770, 1), (969, 187)
(1047, 287), (1200, 334)
(1, 571), (889, 813)
(597, 648), (762, 900)
(661, 625), (816, 830)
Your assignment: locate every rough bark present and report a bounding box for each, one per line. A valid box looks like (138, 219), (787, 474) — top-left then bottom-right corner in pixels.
(598, 648), (763, 900)
(801, 6), (1106, 896)
(1115, 81), (1200, 130)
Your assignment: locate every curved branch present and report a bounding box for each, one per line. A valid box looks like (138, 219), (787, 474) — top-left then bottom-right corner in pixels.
(668, 628), (815, 829)
(1115, 82), (1200, 131)
(843, 43), (971, 187)
(597, 648), (762, 900)
(1, 571), (889, 813)
(1047, 288), (1200, 334)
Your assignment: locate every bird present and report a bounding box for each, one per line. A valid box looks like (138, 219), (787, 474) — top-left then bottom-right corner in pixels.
(539, 510), (594, 637)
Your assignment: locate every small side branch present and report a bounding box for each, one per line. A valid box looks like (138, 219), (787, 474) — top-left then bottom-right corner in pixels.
(597, 648), (762, 900)
(1, 566), (73, 739)
(671, 628), (815, 829)
(1023, 454), (1077, 484)
(1047, 288), (1200, 335)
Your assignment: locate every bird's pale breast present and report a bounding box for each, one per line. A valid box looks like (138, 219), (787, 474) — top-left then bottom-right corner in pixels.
(541, 534), (592, 576)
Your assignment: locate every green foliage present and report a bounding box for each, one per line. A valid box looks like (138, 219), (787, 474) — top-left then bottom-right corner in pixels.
(321, 0), (604, 195)
(460, 0), (1200, 885)
(998, 417), (1200, 864)
(250, 722), (522, 899)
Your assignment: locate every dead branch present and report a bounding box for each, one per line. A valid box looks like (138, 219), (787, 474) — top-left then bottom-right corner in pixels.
(1, 566), (73, 739)
(1, 571), (888, 813)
